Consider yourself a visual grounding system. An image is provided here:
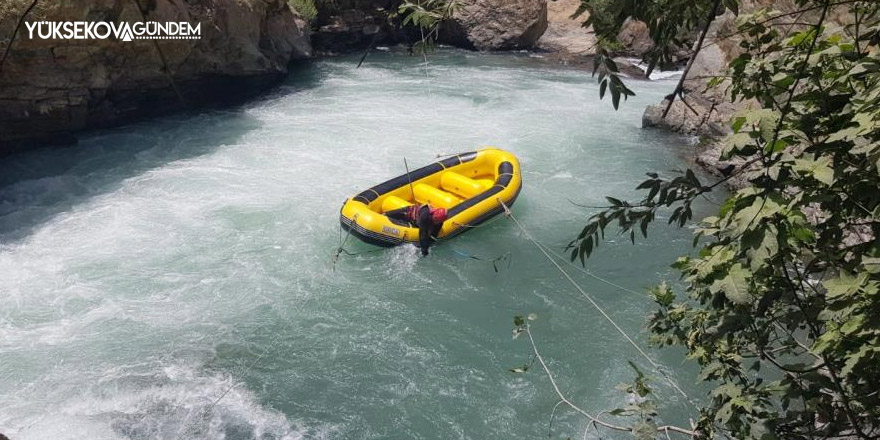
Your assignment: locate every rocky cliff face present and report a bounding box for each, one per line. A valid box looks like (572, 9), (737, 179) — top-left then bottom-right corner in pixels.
(0, 0), (558, 152)
(440, 0), (548, 51)
(535, 0), (596, 56)
(310, 0), (552, 54)
(0, 0), (311, 152)
(641, 9), (743, 138)
(616, 18), (655, 56)
(641, 1), (854, 180)
(311, 0), (401, 54)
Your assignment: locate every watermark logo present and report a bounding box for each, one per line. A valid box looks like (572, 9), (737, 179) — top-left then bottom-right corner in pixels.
(25, 21), (201, 41)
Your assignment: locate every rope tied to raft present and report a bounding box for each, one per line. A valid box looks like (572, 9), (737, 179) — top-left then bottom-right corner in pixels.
(451, 247), (512, 273)
(332, 213), (358, 271)
(496, 199), (698, 409)
(449, 211), (508, 230)
(534, 240), (651, 299)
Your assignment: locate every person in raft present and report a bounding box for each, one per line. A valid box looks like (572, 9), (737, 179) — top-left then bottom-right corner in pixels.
(386, 203), (448, 255)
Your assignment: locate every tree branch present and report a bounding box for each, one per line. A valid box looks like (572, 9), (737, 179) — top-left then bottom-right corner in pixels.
(697, 0), (862, 53)
(0, 0), (39, 75)
(663, 0), (722, 118)
(524, 325), (697, 437)
(782, 261), (871, 440)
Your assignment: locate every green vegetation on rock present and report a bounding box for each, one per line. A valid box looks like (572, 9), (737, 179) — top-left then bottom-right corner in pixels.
(565, 1), (880, 438)
(288, 0), (318, 23)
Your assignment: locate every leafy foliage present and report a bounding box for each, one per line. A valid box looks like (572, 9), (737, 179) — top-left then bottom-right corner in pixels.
(576, 0), (734, 76)
(510, 317), (684, 439)
(593, 49), (636, 110)
(569, 1), (880, 438)
(396, 0), (458, 53)
(287, 0), (318, 23)
(611, 362), (665, 440)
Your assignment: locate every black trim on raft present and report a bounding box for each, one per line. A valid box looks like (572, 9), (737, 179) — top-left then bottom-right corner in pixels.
(352, 152), (482, 206)
(438, 151), (478, 169)
(438, 151), (479, 169)
(369, 163), (443, 198)
(446, 161), (514, 218)
(438, 155), (461, 168)
(457, 151), (479, 164)
(496, 173), (513, 187)
(447, 185), (503, 218)
(441, 183), (522, 241)
(354, 188), (379, 204)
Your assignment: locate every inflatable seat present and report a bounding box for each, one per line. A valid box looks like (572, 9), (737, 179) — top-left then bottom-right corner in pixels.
(414, 183), (461, 209)
(441, 171), (486, 199)
(381, 195), (412, 213)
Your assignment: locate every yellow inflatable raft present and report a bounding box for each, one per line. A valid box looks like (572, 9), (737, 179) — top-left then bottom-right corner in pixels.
(340, 148), (522, 247)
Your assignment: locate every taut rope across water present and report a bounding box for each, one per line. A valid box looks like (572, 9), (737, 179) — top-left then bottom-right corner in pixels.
(498, 199), (697, 408)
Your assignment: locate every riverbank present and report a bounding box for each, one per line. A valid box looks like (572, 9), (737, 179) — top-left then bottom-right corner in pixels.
(1, 0), (690, 157)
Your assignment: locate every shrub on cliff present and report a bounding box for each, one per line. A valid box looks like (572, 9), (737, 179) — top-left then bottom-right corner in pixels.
(561, 0), (880, 438)
(288, 0), (318, 23)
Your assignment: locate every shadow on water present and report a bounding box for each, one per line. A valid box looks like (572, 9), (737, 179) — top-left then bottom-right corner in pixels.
(0, 61), (327, 246)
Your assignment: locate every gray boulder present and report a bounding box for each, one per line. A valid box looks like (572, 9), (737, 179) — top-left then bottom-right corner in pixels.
(440, 0), (548, 51)
(535, 0), (597, 55)
(617, 18), (654, 56)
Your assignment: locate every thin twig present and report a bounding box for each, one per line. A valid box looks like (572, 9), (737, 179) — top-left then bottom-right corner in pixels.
(501, 199), (700, 411)
(132, 0), (186, 107)
(549, 400), (565, 437)
(0, 0), (39, 75)
(766, 0), (829, 162)
(663, 0), (722, 118)
(525, 326), (697, 437)
(697, 0), (861, 53)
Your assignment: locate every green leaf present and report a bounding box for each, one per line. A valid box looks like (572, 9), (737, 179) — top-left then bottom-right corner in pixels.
(823, 272), (864, 299)
(788, 28), (816, 47)
(840, 314), (866, 335)
(745, 227), (778, 271)
(716, 401), (735, 424)
(723, 132), (753, 159)
(710, 263), (752, 304)
(771, 72), (794, 88)
(651, 283), (675, 307)
(697, 246), (735, 278)
(731, 116), (747, 133)
(793, 156), (835, 185)
(863, 257), (880, 274)
(731, 197), (782, 236)
(842, 345), (877, 375)
(812, 329), (840, 354)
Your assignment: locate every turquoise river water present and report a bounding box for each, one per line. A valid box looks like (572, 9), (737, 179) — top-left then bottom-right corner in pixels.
(0, 50), (715, 439)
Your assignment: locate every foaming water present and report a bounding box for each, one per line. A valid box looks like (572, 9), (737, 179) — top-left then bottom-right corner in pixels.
(1, 49), (711, 439)
(624, 58), (685, 80)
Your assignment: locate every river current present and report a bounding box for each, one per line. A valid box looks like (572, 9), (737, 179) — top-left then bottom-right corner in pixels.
(0, 50), (711, 439)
